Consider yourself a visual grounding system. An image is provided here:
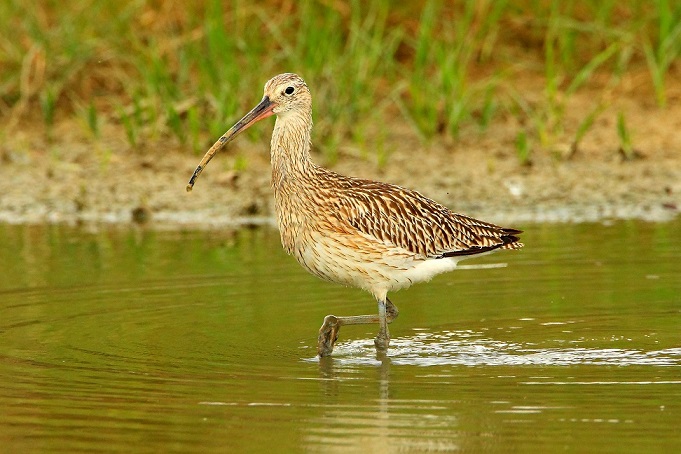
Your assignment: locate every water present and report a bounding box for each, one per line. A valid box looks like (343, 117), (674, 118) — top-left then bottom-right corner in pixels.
(0, 220), (679, 453)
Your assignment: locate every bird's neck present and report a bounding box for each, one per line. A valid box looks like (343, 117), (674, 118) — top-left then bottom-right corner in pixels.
(270, 111), (314, 188)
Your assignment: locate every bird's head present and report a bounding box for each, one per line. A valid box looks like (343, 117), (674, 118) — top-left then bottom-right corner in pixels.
(263, 73), (311, 118)
(186, 73), (310, 192)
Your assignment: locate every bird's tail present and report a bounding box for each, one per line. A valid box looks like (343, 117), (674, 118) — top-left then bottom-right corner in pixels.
(500, 228), (523, 250)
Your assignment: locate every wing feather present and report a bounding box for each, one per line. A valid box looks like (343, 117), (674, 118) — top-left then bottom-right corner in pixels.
(322, 173), (523, 258)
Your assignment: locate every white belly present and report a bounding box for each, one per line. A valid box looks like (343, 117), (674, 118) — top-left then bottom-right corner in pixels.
(291, 232), (465, 300)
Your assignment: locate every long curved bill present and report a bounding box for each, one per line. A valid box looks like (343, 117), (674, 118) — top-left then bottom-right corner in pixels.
(186, 96), (275, 192)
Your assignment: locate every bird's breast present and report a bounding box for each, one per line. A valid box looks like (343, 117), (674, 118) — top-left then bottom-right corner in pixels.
(273, 184), (313, 255)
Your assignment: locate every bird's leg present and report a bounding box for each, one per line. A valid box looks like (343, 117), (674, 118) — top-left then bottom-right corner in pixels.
(317, 298), (399, 357)
(374, 298), (390, 351)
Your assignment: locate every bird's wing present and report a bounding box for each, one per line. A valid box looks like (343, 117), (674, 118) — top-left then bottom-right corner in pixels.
(327, 178), (522, 258)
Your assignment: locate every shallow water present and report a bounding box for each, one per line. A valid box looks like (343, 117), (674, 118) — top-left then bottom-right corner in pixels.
(1, 220), (680, 453)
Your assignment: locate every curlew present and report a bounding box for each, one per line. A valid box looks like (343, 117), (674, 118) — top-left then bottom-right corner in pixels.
(187, 73), (523, 357)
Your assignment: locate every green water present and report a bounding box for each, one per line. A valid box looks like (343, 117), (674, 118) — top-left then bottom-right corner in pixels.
(0, 220), (679, 453)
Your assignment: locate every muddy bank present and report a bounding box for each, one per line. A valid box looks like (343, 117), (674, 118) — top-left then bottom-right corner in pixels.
(1, 90), (680, 229)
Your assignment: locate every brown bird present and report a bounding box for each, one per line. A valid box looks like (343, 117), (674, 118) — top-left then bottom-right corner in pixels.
(187, 73), (523, 357)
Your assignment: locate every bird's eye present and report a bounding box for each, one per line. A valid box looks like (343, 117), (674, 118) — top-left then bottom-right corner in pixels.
(284, 86), (295, 95)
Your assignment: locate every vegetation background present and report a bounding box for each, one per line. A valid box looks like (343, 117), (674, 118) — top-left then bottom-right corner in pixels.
(1, 0), (680, 224)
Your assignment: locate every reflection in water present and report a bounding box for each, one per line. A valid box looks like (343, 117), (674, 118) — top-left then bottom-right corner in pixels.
(310, 354), (462, 453)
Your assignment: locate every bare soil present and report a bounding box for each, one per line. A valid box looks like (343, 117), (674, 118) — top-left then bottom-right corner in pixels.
(1, 77), (680, 229)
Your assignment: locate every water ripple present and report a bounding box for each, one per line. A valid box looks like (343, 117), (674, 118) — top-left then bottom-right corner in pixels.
(320, 331), (681, 367)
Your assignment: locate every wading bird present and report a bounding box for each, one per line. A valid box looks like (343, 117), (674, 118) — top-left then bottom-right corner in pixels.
(187, 73), (523, 357)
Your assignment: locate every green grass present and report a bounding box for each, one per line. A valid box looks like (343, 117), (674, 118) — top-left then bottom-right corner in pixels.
(643, 0), (681, 107)
(0, 0), (677, 165)
(515, 130), (532, 166)
(616, 110), (640, 160)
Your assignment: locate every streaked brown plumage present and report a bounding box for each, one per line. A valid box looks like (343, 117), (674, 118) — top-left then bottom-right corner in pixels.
(187, 73), (523, 357)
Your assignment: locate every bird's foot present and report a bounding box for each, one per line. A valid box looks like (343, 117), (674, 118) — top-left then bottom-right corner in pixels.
(374, 333), (390, 352)
(318, 315), (341, 357)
